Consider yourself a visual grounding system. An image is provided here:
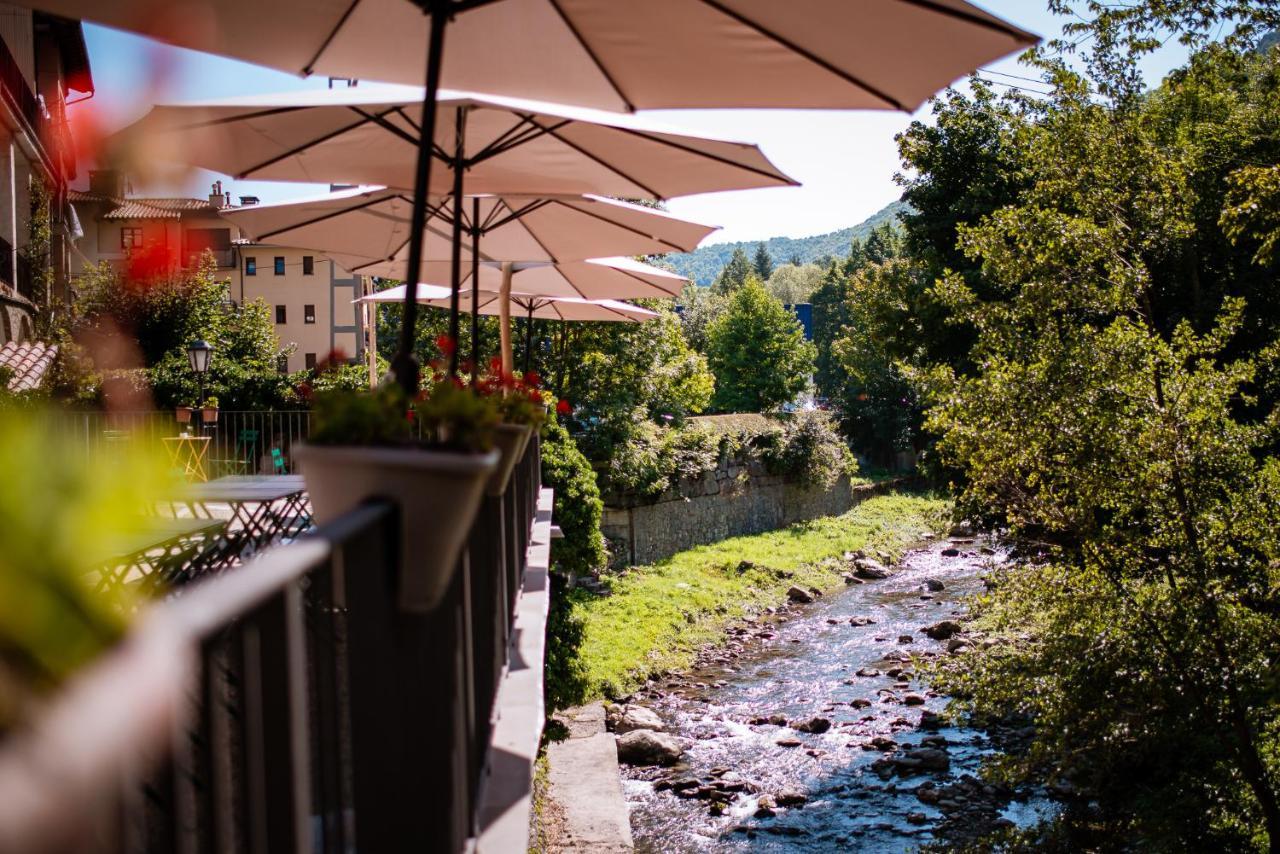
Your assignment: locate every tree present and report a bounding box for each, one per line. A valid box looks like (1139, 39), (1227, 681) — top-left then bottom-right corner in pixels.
(752, 242), (774, 280)
(765, 262), (824, 304)
(68, 255), (302, 410)
(916, 24), (1280, 849)
(711, 246), (753, 294)
(705, 276), (814, 412)
(675, 281), (723, 353)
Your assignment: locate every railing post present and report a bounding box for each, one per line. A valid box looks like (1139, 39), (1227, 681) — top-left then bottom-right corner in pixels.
(341, 504), (472, 853)
(466, 493), (507, 801)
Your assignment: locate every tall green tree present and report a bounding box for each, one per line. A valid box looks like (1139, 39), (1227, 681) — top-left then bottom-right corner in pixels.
(712, 246), (753, 294)
(916, 11), (1280, 848)
(705, 276), (814, 412)
(752, 242), (774, 280)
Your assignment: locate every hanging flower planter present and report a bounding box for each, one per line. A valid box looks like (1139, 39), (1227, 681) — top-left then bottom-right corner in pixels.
(486, 423), (532, 497)
(295, 377), (501, 612)
(294, 443), (498, 611)
(175, 406), (193, 424)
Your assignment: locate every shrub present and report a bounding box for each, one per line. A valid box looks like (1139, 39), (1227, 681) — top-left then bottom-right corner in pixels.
(541, 419), (606, 577)
(761, 411), (858, 489)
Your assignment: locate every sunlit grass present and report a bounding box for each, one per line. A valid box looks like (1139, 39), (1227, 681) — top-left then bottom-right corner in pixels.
(559, 492), (949, 703)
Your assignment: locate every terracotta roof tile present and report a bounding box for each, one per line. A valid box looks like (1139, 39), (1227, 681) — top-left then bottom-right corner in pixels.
(71, 190), (222, 219)
(0, 341), (57, 391)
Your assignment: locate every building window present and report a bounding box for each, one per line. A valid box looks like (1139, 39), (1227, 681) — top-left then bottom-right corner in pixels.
(245, 257), (257, 276)
(275, 305), (286, 324)
(274, 256), (285, 275)
(304, 352), (317, 371)
(302, 255), (315, 275)
(304, 304), (316, 324)
(121, 227), (143, 250)
(276, 354), (289, 374)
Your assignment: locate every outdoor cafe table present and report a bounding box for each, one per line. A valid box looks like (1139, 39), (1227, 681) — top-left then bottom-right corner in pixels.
(167, 475), (312, 570)
(95, 516), (228, 594)
(162, 433), (212, 482)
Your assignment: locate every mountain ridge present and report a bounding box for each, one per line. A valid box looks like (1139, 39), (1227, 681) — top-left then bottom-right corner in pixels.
(665, 199), (910, 285)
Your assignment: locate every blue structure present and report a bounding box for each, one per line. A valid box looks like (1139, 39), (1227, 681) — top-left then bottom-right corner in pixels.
(785, 303), (813, 341)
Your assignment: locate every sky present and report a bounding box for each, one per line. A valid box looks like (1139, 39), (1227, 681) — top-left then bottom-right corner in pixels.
(74, 2), (1192, 247)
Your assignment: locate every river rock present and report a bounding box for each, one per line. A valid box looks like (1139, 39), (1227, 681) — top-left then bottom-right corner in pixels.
(893, 746), (950, 774)
(925, 620), (963, 641)
(924, 578), (946, 592)
(842, 573), (863, 585)
(940, 547), (961, 557)
(918, 710), (942, 730)
(616, 730), (684, 766)
(849, 616), (876, 626)
(776, 738), (802, 748)
(898, 634), (913, 644)
(854, 559), (892, 580)
(855, 668), (881, 678)
(906, 811), (928, 825)
(608, 704), (666, 734)
(916, 783), (942, 804)
(903, 693), (926, 706)
(774, 790), (807, 807)
(947, 638), (970, 653)
(786, 585), (814, 604)
(849, 698), (872, 709)
(793, 716), (831, 734)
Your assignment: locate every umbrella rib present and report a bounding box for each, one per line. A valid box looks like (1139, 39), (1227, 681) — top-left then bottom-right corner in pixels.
(560, 199), (686, 253)
(526, 118), (663, 199)
(237, 112), (378, 179)
(598, 301), (642, 323)
(691, 0), (906, 111)
(545, 0), (635, 112)
(482, 199), (552, 233)
(900, 0), (1034, 42)
(478, 199), (510, 231)
(170, 106), (307, 132)
(467, 119), (570, 166)
(349, 107), (422, 148)
(252, 193), (391, 242)
(302, 0), (363, 75)
(613, 265), (684, 297)
(605, 123), (798, 188)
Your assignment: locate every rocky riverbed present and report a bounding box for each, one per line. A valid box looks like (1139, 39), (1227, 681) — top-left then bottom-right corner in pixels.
(611, 535), (1056, 852)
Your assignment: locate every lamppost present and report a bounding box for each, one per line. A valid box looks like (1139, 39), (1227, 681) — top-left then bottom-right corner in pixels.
(187, 339), (212, 408)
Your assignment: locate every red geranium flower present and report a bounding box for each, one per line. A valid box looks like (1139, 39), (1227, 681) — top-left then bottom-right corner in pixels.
(525, 371), (541, 389)
(556, 398), (571, 415)
(435, 334), (456, 356)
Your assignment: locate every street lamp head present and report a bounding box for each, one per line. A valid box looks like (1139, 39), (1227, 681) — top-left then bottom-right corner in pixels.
(187, 339), (213, 374)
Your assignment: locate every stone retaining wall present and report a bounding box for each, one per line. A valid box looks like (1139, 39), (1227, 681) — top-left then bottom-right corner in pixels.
(601, 456), (901, 567)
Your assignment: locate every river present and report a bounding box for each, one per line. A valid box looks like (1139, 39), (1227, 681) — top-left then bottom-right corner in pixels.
(620, 536), (1054, 852)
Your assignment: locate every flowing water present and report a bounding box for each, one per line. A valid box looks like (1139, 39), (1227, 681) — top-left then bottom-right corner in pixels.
(622, 537), (1051, 852)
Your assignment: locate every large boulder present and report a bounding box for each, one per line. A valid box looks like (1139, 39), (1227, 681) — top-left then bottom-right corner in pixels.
(608, 704), (666, 734)
(925, 620), (963, 641)
(786, 585), (814, 604)
(854, 558), (892, 580)
(793, 716), (831, 734)
(616, 730), (684, 766)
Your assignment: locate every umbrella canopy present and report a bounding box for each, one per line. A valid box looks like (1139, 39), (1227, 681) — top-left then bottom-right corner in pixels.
(362, 284), (658, 323)
(20, 0), (1036, 112)
(116, 88), (796, 199)
(224, 186), (718, 263)
(336, 256), (687, 301)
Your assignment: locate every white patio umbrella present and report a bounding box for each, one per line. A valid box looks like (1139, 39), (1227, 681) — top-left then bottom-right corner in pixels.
(225, 187), (717, 262)
(20, 0), (1036, 113)
(118, 87), (788, 382)
(336, 256), (687, 301)
(361, 283), (658, 373)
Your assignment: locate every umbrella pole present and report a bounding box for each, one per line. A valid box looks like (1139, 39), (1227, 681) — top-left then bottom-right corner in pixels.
(499, 262), (514, 377)
(447, 106), (468, 378)
(470, 196), (480, 384)
(523, 304), (534, 374)
(390, 2), (448, 397)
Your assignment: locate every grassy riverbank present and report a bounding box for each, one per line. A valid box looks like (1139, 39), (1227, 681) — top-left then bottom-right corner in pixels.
(547, 492), (949, 708)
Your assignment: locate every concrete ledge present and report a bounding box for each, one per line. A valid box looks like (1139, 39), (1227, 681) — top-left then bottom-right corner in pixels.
(545, 710), (633, 852)
(474, 488), (554, 853)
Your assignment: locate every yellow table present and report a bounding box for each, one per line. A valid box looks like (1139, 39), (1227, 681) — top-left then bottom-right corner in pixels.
(162, 434), (212, 482)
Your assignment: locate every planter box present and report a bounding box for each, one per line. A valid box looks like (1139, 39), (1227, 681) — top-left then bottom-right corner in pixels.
(175, 407), (193, 424)
(487, 424), (532, 497)
(294, 443), (499, 612)
(200, 408), (219, 424)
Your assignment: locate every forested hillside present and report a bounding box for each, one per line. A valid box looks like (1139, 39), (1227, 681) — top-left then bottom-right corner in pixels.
(666, 199), (910, 285)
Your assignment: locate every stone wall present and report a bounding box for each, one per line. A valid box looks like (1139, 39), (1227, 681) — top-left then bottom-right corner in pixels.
(601, 455), (900, 567)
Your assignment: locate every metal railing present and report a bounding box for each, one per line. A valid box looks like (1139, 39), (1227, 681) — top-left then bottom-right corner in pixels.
(0, 435), (546, 854)
(45, 410), (313, 477)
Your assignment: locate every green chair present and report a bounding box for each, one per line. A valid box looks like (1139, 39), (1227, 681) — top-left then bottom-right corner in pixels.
(238, 429), (260, 473)
(271, 447), (288, 474)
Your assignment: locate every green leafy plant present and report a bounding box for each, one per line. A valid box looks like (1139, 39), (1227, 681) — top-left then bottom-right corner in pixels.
(475, 359), (549, 429)
(201, 396), (219, 409)
(540, 417), (606, 577)
(0, 408), (172, 734)
(760, 411), (858, 489)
